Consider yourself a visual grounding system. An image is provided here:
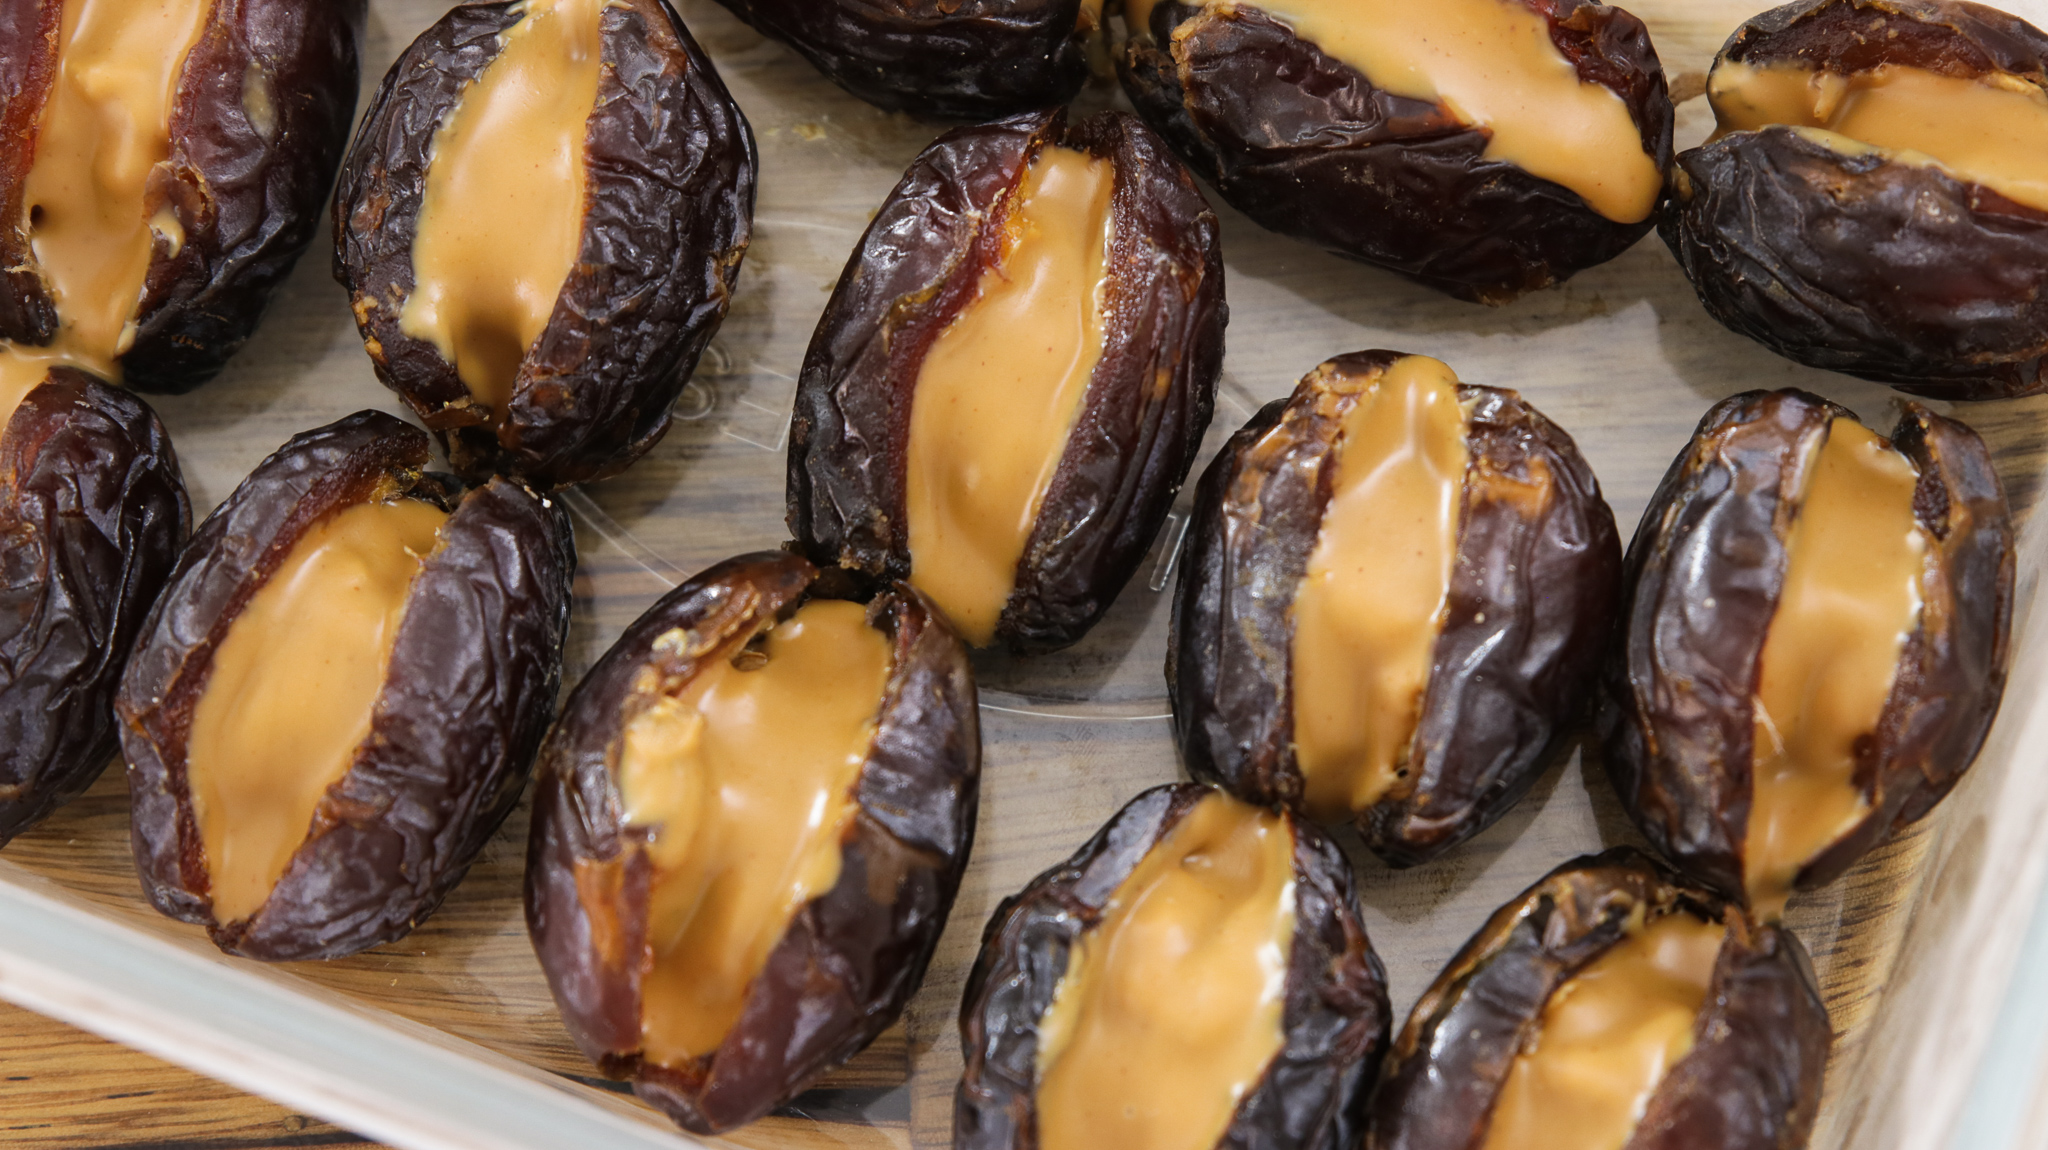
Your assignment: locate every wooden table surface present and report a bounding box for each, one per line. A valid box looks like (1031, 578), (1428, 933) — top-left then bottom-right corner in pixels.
(0, 1001), (380, 1150)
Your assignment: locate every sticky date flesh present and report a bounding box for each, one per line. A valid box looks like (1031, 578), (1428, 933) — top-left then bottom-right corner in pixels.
(1599, 390), (2011, 908)
(957, 782), (1390, 1150)
(1170, 351), (1621, 866)
(0, 0), (366, 393)
(1118, 0), (1673, 303)
(1366, 849), (1830, 1150)
(118, 411), (575, 961)
(0, 368), (188, 844)
(1661, 0), (2048, 399)
(335, 0), (756, 489)
(787, 108), (1223, 654)
(525, 552), (979, 1135)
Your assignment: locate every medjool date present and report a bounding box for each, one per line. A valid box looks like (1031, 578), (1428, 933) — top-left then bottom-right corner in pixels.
(335, 0), (755, 489)
(788, 108), (1223, 654)
(0, 366), (187, 844)
(1170, 351), (1620, 866)
(118, 411), (575, 961)
(526, 552), (978, 1135)
(1366, 849), (1829, 1150)
(0, 0), (365, 393)
(1119, 0), (1673, 303)
(957, 782), (1389, 1150)
(1599, 390), (2012, 917)
(1662, 0), (2048, 400)
(707, 0), (1096, 119)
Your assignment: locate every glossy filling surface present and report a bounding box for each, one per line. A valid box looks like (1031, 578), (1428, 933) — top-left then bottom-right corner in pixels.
(1481, 912), (1726, 1150)
(0, 348), (63, 432)
(1290, 355), (1467, 823)
(1708, 61), (2048, 213)
(400, 0), (606, 419)
(14, 0), (212, 380)
(617, 600), (894, 1065)
(903, 145), (1115, 647)
(1033, 792), (1296, 1150)
(1158, 0), (1660, 222)
(186, 498), (449, 924)
(1746, 418), (1926, 918)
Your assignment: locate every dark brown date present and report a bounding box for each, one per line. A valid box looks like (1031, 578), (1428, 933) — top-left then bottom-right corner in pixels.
(1119, 0), (1673, 303)
(707, 0), (1095, 119)
(1171, 351), (1620, 866)
(1366, 849), (1829, 1150)
(957, 782), (1389, 1150)
(526, 552), (979, 1134)
(1662, 0), (2048, 400)
(0, 0), (365, 393)
(787, 108), (1223, 654)
(335, 0), (756, 489)
(1599, 390), (2011, 914)
(119, 411), (575, 961)
(0, 367), (188, 844)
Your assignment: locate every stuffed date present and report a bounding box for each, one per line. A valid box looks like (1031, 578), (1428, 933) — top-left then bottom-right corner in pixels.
(1, 0), (364, 393)
(1599, 390), (2012, 918)
(335, 0), (755, 489)
(525, 552), (979, 1134)
(0, 366), (187, 845)
(1170, 351), (1620, 866)
(1118, 0), (1673, 303)
(707, 0), (1096, 119)
(1366, 849), (1830, 1150)
(118, 411), (575, 961)
(957, 782), (1390, 1150)
(1663, 0), (2048, 400)
(787, 108), (1223, 654)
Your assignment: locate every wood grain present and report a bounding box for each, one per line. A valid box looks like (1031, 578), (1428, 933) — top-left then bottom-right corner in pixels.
(6, 0), (2048, 1146)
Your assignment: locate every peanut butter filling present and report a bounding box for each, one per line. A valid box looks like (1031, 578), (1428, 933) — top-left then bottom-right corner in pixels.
(1709, 61), (2048, 213)
(399, 0), (607, 420)
(1290, 355), (1468, 823)
(1033, 792), (1295, 1150)
(619, 599), (894, 1066)
(1746, 418), (1926, 919)
(1158, 0), (1659, 222)
(186, 498), (449, 925)
(0, 347), (64, 433)
(12, 0), (211, 381)
(1481, 911), (1726, 1150)
(903, 145), (1116, 647)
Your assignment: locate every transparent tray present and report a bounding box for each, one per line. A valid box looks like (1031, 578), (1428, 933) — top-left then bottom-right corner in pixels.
(4, 0), (2048, 1146)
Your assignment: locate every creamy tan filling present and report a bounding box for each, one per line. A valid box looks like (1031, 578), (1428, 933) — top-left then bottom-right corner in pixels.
(10, 0), (211, 382)
(1709, 61), (2048, 213)
(1132, 0), (1658, 222)
(1033, 791), (1295, 1150)
(619, 600), (894, 1066)
(903, 146), (1115, 647)
(0, 346), (65, 432)
(1290, 355), (1467, 823)
(1745, 418), (1926, 919)
(399, 0), (606, 420)
(1481, 911), (1726, 1150)
(185, 498), (448, 925)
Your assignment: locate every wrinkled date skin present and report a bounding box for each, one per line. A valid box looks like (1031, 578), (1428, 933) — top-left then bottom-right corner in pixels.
(335, 0), (756, 489)
(1662, 0), (2048, 399)
(1119, 0), (1673, 303)
(118, 411), (575, 961)
(788, 108), (1224, 654)
(0, 368), (188, 844)
(0, 0), (366, 392)
(1170, 352), (1621, 866)
(957, 782), (1391, 1150)
(1366, 849), (1830, 1150)
(1599, 390), (2012, 903)
(708, 0), (1094, 119)
(526, 552), (980, 1134)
